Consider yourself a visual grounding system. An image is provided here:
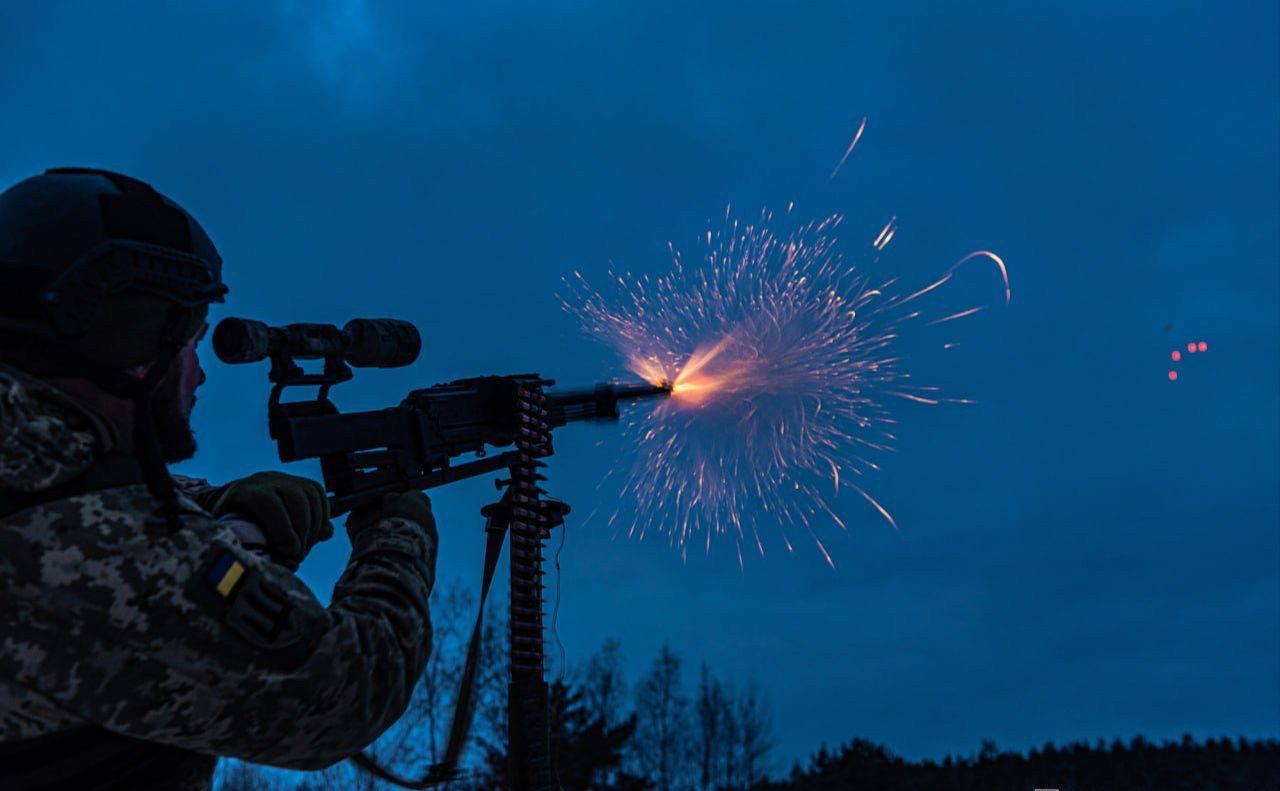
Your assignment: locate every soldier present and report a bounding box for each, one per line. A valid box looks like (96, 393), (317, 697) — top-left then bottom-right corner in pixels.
(0, 168), (438, 790)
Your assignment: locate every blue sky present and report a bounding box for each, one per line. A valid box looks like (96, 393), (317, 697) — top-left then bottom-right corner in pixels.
(2, 0), (1276, 769)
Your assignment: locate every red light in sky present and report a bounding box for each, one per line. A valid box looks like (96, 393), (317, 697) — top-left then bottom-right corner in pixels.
(1169, 339), (1210, 382)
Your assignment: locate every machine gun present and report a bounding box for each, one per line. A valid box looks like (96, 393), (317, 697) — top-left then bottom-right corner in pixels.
(212, 316), (668, 514)
(213, 317), (668, 791)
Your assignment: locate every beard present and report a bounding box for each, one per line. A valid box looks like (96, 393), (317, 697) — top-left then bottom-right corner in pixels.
(151, 361), (198, 463)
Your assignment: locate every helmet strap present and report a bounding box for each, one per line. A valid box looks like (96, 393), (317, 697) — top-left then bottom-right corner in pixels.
(85, 307), (193, 532)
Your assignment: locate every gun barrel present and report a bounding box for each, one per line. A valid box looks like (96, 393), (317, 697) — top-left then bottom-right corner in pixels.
(548, 380), (671, 424)
(612, 381), (673, 401)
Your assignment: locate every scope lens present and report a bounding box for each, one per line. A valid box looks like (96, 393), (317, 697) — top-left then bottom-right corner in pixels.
(212, 318), (273, 363)
(343, 318), (421, 368)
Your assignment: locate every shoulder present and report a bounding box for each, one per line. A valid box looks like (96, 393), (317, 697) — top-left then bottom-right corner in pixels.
(1, 486), (230, 628)
(0, 365), (110, 492)
(1, 487), (331, 676)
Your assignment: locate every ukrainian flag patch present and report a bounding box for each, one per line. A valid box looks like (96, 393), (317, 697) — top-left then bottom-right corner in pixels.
(206, 551), (246, 598)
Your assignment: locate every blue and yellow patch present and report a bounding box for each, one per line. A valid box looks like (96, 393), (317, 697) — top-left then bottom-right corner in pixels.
(190, 547), (316, 664)
(205, 551), (246, 598)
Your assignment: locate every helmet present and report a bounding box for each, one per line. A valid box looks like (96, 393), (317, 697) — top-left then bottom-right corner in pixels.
(0, 168), (230, 526)
(0, 167), (227, 371)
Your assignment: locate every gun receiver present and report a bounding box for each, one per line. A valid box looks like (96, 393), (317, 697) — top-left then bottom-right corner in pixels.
(213, 317), (670, 514)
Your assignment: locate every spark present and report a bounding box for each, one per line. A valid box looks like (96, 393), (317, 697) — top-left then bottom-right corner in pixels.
(927, 306), (986, 326)
(563, 208), (1009, 564)
(873, 217), (898, 252)
(828, 116), (867, 182)
(950, 250), (1012, 306)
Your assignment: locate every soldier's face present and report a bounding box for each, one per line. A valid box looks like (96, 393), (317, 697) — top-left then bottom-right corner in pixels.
(176, 321), (208, 420)
(153, 321), (207, 463)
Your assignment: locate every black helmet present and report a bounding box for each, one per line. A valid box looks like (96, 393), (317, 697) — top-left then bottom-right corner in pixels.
(0, 168), (230, 527)
(0, 167), (227, 360)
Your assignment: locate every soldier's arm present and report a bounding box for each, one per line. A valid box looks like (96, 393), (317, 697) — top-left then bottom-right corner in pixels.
(1, 488), (436, 770)
(170, 474), (223, 511)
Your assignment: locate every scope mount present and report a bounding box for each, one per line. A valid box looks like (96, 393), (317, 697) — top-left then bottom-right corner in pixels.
(264, 350), (355, 449)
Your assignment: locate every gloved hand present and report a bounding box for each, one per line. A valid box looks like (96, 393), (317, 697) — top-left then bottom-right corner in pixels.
(210, 472), (334, 568)
(346, 490), (436, 545)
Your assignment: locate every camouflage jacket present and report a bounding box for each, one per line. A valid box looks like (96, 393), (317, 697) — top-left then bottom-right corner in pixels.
(0, 365), (437, 789)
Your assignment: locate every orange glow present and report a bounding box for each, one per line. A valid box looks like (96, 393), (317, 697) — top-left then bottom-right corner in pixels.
(629, 355), (672, 388)
(664, 336), (759, 407)
(1198, 341), (1208, 352)
(564, 203), (1012, 563)
(1171, 350), (1181, 362)
(630, 336), (758, 407)
(1168, 370), (1178, 381)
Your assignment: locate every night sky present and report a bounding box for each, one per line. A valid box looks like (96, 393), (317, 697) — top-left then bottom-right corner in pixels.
(2, 0), (1276, 770)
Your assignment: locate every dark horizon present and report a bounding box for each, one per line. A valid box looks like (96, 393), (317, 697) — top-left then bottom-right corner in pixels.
(2, 0), (1275, 771)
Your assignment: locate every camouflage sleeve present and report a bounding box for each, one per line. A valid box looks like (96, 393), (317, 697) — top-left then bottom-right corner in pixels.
(0, 485), (436, 770)
(170, 474), (224, 512)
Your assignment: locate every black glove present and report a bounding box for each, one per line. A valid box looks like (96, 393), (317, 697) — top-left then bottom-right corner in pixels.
(210, 472), (334, 567)
(345, 490), (436, 544)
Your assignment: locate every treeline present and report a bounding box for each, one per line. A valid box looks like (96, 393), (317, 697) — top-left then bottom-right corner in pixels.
(215, 581), (1279, 790)
(773, 734), (1280, 790)
(469, 640), (775, 790)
